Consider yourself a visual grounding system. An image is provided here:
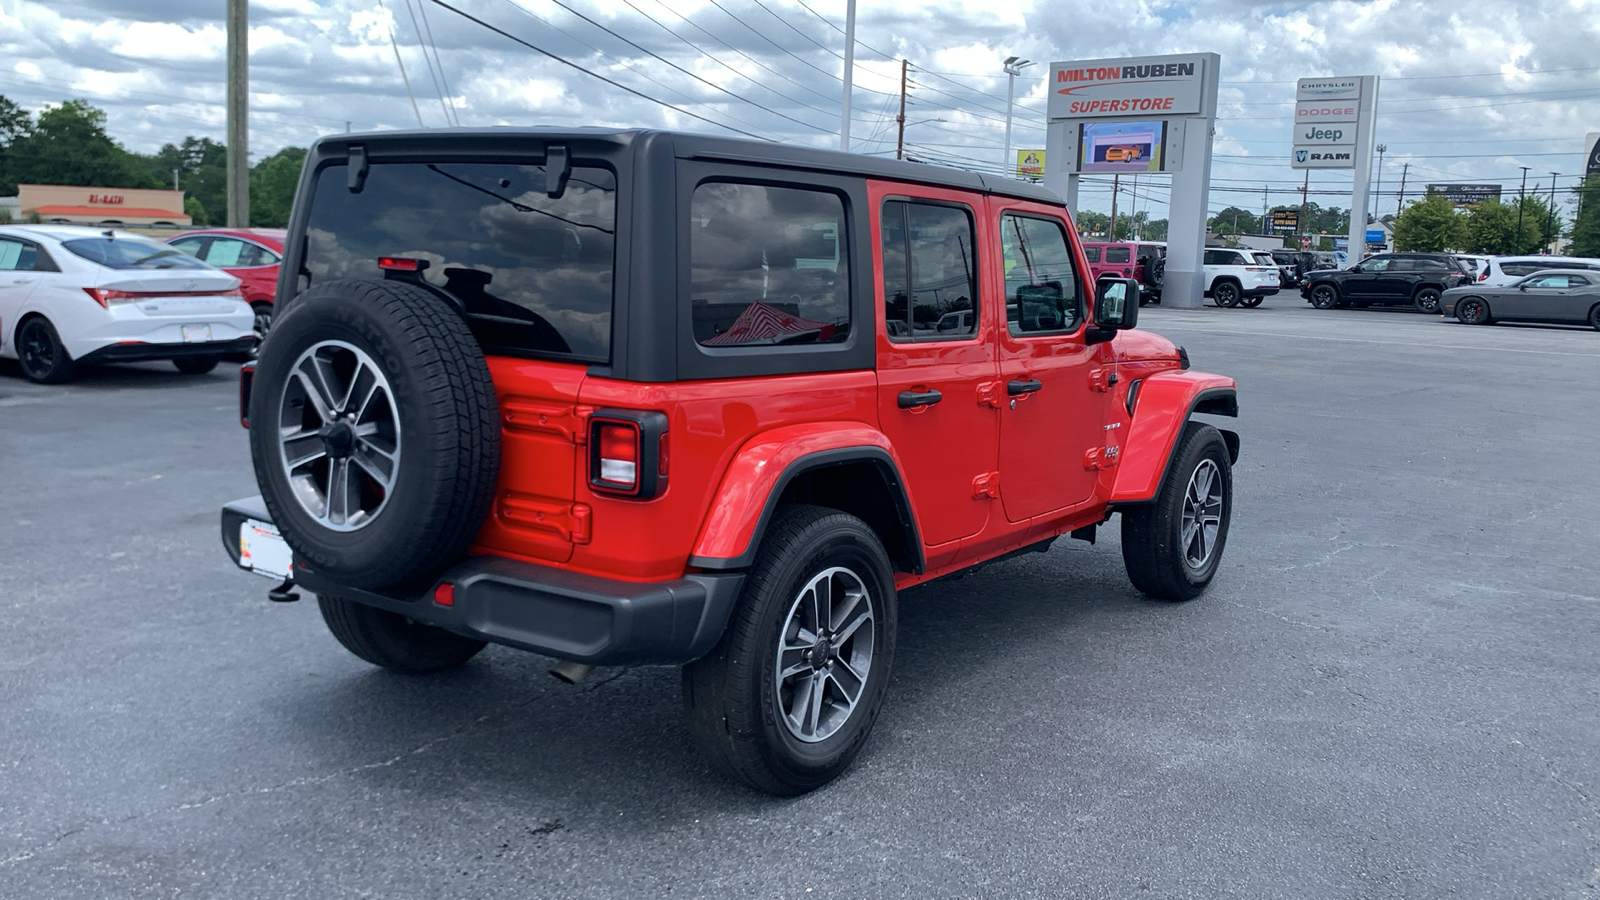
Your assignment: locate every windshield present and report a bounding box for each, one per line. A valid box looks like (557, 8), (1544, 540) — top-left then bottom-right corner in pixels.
(61, 237), (211, 270)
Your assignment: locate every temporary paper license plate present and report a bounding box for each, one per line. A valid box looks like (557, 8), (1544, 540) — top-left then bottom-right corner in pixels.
(239, 519), (294, 581)
(181, 324), (212, 342)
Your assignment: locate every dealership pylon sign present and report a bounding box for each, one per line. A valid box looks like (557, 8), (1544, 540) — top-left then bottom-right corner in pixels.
(1290, 75), (1379, 264)
(1043, 52), (1220, 309)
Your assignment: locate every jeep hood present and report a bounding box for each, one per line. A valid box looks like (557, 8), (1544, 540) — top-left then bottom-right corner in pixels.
(1111, 329), (1181, 364)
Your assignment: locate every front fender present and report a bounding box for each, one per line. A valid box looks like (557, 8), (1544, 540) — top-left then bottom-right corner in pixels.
(689, 422), (909, 568)
(1111, 371), (1237, 504)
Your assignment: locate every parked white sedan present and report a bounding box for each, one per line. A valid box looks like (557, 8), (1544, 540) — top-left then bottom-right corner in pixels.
(0, 225), (254, 383)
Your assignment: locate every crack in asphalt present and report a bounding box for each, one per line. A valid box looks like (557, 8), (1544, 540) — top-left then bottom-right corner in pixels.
(0, 666), (638, 870)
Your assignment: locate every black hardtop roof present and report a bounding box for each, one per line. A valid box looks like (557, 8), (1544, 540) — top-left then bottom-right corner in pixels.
(314, 126), (1064, 207)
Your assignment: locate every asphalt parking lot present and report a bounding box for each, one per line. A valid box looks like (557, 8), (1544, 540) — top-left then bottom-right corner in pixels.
(3, 300), (1598, 899)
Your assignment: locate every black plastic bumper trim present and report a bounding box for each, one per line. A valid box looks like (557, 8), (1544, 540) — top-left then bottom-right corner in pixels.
(81, 337), (254, 365)
(220, 496), (744, 666)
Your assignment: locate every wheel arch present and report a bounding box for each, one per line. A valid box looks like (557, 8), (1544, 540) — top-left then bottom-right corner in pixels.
(690, 427), (923, 575)
(1111, 373), (1238, 506)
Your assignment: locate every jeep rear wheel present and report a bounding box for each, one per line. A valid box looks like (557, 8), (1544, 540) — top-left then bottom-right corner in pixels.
(317, 595), (486, 674)
(1310, 284), (1339, 309)
(1213, 281), (1241, 308)
(1414, 286), (1443, 314)
(684, 505), (897, 795)
(1121, 421), (1233, 602)
(249, 279), (501, 589)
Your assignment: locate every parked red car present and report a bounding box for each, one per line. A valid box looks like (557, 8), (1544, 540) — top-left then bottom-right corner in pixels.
(168, 228), (285, 343)
(1082, 240), (1165, 304)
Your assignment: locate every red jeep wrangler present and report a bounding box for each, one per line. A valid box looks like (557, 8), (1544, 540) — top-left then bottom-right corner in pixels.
(221, 130), (1238, 795)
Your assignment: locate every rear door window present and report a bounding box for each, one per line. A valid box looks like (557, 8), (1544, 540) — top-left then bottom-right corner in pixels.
(880, 200), (977, 341)
(690, 182), (850, 346)
(302, 161), (617, 361)
(1082, 246), (1100, 263)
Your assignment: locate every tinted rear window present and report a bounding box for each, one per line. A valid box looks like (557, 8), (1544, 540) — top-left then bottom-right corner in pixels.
(1083, 246), (1100, 263)
(61, 237), (210, 270)
(302, 161), (616, 361)
(1501, 262), (1544, 276)
(1105, 246), (1130, 263)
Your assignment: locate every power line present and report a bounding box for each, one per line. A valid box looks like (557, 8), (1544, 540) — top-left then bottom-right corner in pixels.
(414, 0), (462, 125)
(427, 0), (774, 141)
(702, 0), (896, 97)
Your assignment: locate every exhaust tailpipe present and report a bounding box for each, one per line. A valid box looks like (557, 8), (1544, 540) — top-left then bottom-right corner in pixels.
(549, 660), (594, 684)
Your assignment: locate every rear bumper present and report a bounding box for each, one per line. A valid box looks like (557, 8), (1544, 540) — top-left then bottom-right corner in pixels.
(80, 337), (255, 365)
(220, 497), (744, 666)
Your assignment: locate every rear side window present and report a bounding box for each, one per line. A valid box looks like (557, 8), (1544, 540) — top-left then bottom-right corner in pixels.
(1001, 213), (1082, 335)
(302, 161), (617, 361)
(691, 182), (850, 346)
(1083, 246), (1101, 263)
(1105, 246), (1130, 264)
(880, 200), (977, 341)
(1501, 262), (1543, 277)
(61, 237), (209, 270)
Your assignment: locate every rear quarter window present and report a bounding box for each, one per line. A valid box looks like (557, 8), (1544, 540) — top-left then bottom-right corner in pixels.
(1105, 246), (1130, 263)
(301, 161), (617, 361)
(1083, 246), (1101, 263)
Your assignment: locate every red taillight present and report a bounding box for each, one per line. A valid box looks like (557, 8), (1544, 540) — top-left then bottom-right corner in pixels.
(1479, 270), (1489, 281)
(239, 363), (256, 429)
(85, 287), (244, 307)
(433, 583), (455, 606)
(596, 423), (640, 489)
(378, 256), (427, 272)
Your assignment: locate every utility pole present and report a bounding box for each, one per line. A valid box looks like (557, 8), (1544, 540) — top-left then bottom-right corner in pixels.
(1299, 170), (1309, 248)
(894, 59), (908, 161)
(839, 0), (856, 151)
(1372, 144), (1386, 224)
(1130, 173), (1139, 239)
(1261, 185), (1268, 234)
(1110, 174), (1120, 240)
(1394, 163), (1408, 218)
(1548, 172), (1559, 252)
(226, 0), (249, 227)
(172, 168), (180, 192)
(1516, 166), (1530, 253)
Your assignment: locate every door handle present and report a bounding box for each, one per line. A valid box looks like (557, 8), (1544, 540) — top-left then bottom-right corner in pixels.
(897, 389), (943, 409)
(1007, 378), (1043, 396)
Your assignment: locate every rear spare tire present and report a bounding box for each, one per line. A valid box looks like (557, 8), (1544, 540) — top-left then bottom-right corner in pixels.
(248, 279), (501, 589)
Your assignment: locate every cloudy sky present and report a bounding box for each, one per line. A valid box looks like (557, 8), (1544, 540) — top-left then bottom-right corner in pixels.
(1, 0), (1596, 221)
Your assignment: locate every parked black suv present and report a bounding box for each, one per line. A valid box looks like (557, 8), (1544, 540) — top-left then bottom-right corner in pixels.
(1300, 252), (1471, 313)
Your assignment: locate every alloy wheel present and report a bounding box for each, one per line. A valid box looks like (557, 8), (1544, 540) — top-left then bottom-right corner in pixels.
(774, 566), (876, 743)
(19, 322), (54, 376)
(277, 340), (402, 532)
(1180, 459), (1225, 572)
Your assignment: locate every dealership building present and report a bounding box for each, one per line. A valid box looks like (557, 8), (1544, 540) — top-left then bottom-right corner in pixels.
(4, 184), (191, 227)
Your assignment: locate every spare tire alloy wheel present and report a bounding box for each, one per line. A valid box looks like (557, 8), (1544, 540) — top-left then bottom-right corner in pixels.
(1310, 284), (1338, 310)
(1456, 298), (1490, 325)
(278, 340), (401, 532)
(1214, 282), (1241, 308)
(18, 317), (75, 384)
(249, 279), (501, 589)
(1414, 287), (1443, 314)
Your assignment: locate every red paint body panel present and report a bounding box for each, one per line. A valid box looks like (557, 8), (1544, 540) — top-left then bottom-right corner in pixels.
(1110, 370), (1237, 504)
(168, 229), (285, 305)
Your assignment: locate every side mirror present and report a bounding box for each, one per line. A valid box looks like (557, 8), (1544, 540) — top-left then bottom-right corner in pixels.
(1348, 265), (1362, 273)
(1093, 277), (1139, 333)
(1518, 283), (1529, 291)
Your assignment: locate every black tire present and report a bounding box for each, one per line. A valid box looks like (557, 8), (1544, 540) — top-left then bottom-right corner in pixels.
(1588, 304), (1600, 331)
(1456, 297), (1491, 325)
(1149, 257), (1165, 289)
(247, 303), (274, 360)
(173, 355), (220, 375)
(1413, 286), (1443, 314)
(316, 595), (486, 674)
(248, 279), (500, 589)
(16, 316), (75, 384)
(1309, 284), (1339, 309)
(1213, 281), (1241, 308)
(1242, 296), (1264, 308)
(684, 505), (898, 796)
(1121, 421), (1233, 602)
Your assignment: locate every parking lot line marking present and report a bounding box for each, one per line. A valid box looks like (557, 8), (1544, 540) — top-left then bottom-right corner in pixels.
(1146, 326), (1600, 359)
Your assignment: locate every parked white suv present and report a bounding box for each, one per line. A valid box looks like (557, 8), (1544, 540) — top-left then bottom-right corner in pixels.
(1478, 255), (1600, 287)
(0, 225), (253, 383)
(1203, 247), (1281, 308)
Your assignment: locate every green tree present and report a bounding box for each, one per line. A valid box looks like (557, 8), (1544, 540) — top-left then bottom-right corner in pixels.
(1076, 210), (1110, 238)
(1570, 175), (1600, 257)
(1209, 206), (1260, 236)
(2, 99), (159, 193)
(1458, 194), (1559, 254)
(0, 95), (30, 145)
(249, 146), (307, 227)
(1391, 193), (1462, 251)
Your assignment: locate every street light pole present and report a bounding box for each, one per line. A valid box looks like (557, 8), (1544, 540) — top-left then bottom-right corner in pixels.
(839, 0), (856, 151)
(1548, 172), (1559, 252)
(1516, 165), (1530, 253)
(226, 0), (248, 227)
(1002, 56), (1033, 177)
(1372, 143), (1386, 225)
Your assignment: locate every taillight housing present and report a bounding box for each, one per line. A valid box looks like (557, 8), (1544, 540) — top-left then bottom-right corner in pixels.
(85, 287), (245, 307)
(588, 409), (669, 498)
(239, 363), (256, 428)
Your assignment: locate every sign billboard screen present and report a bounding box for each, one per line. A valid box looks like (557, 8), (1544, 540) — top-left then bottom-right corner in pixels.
(1015, 149), (1046, 179)
(1290, 76), (1371, 170)
(1078, 120), (1166, 173)
(1269, 210), (1299, 233)
(1047, 54), (1210, 120)
(1425, 184), (1502, 207)
(1586, 132), (1600, 176)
